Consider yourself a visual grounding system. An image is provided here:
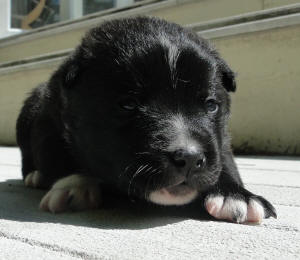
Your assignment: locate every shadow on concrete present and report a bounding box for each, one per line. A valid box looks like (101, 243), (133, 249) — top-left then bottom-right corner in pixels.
(0, 179), (212, 230)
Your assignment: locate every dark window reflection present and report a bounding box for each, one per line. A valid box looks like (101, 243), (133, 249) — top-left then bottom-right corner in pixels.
(83, 0), (114, 15)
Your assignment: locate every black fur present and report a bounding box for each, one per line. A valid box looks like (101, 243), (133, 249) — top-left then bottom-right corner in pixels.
(16, 17), (276, 219)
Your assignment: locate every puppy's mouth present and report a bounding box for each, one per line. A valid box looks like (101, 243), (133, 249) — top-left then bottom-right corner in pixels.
(165, 179), (191, 195)
(148, 178), (198, 206)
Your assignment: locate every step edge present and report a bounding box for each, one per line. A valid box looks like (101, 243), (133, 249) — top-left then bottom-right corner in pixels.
(199, 13), (300, 39)
(186, 3), (300, 31)
(1, 13), (300, 75)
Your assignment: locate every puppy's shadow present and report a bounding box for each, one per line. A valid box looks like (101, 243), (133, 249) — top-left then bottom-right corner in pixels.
(0, 179), (212, 230)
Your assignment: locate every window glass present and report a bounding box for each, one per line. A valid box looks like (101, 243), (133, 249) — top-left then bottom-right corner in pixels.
(10, 0), (147, 30)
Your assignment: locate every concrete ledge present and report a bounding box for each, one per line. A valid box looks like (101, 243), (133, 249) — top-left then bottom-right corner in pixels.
(187, 3), (300, 31)
(1, 11), (299, 72)
(0, 49), (72, 70)
(200, 12), (300, 39)
(0, 12), (300, 154)
(1, 0), (300, 64)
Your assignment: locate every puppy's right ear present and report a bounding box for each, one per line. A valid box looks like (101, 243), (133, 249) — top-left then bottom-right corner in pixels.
(63, 63), (80, 88)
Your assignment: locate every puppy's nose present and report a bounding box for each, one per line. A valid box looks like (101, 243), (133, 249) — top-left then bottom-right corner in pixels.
(172, 149), (206, 171)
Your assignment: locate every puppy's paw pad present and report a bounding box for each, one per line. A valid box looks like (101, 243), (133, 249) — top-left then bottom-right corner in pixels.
(205, 192), (277, 224)
(39, 174), (102, 213)
(39, 188), (70, 213)
(24, 171), (43, 188)
(205, 195), (247, 223)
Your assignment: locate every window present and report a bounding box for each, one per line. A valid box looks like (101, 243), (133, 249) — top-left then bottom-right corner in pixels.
(10, 0), (142, 30)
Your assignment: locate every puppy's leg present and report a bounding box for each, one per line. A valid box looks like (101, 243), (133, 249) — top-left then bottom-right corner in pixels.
(22, 130), (102, 213)
(24, 115), (79, 189)
(40, 174), (102, 213)
(16, 95), (38, 185)
(17, 87), (78, 189)
(204, 152), (277, 224)
(23, 133), (75, 189)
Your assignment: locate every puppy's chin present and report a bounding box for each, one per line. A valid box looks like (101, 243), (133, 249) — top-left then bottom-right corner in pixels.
(148, 182), (198, 206)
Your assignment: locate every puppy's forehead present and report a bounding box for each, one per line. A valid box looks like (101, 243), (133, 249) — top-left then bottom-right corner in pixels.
(126, 43), (217, 99)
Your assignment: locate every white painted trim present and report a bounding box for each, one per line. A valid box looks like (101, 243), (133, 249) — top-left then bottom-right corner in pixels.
(0, 0), (23, 39)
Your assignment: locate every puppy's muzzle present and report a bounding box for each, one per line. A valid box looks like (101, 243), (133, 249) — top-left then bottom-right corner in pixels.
(148, 148), (205, 206)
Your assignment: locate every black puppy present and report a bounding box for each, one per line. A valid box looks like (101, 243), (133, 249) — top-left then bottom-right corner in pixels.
(17, 16), (276, 223)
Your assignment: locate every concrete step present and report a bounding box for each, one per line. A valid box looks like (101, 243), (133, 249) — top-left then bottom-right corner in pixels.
(0, 0), (299, 64)
(0, 9), (300, 155)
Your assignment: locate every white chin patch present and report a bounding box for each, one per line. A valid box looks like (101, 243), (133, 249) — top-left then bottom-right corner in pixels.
(148, 187), (198, 206)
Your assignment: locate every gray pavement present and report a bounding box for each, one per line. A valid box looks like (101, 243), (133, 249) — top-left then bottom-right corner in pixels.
(0, 146), (299, 259)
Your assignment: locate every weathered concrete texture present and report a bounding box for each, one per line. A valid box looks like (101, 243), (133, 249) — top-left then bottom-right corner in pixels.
(0, 147), (299, 259)
(217, 23), (300, 155)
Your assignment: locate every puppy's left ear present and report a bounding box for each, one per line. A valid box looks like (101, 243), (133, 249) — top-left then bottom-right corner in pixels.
(220, 62), (236, 92)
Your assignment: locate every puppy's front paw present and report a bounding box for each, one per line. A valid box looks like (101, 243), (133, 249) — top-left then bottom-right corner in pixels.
(40, 174), (102, 213)
(205, 191), (277, 224)
(24, 171), (43, 188)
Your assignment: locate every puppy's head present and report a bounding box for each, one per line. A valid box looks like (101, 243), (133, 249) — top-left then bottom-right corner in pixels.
(58, 17), (236, 205)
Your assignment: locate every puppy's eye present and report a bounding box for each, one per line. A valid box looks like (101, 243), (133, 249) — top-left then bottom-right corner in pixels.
(119, 97), (138, 111)
(205, 99), (219, 113)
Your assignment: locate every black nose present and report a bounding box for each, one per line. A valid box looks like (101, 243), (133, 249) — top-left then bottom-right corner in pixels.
(172, 149), (206, 171)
